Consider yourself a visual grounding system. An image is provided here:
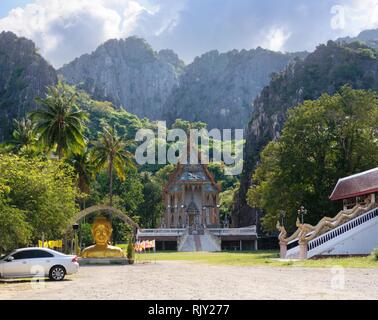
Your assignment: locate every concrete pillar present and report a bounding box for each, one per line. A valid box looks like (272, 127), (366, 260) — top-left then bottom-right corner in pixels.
(174, 193), (178, 227)
(279, 241), (287, 258)
(215, 193), (220, 225)
(201, 186), (205, 227)
(254, 239), (258, 251)
(181, 188), (185, 227)
(166, 195), (171, 228)
(343, 200), (347, 211)
(299, 241), (308, 260)
(239, 240), (242, 251)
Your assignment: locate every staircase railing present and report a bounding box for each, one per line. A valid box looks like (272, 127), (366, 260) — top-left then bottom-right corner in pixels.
(204, 229), (222, 250)
(177, 228), (189, 251)
(307, 206), (378, 252)
(283, 203), (378, 259)
(281, 202), (376, 251)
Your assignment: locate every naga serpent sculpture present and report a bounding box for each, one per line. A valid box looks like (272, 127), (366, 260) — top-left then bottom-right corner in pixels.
(278, 201), (376, 245)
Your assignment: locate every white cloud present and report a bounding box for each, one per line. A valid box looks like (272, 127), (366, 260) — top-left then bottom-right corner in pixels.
(0, 0), (184, 67)
(331, 0), (378, 36)
(260, 27), (291, 52)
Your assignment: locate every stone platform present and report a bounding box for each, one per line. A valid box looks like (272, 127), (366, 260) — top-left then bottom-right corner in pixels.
(78, 258), (132, 266)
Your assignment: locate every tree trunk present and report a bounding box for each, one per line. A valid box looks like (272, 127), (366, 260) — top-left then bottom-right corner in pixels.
(57, 145), (63, 160)
(109, 158), (113, 207)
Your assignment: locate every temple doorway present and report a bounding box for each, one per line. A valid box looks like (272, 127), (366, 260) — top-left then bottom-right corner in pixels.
(186, 201), (202, 234)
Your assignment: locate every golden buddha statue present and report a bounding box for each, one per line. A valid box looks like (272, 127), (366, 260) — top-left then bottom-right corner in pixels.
(81, 217), (124, 258)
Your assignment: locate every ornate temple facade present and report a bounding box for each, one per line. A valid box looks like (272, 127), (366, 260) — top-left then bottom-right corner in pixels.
(137, 137), (258, 252)
(161, 163), (221, 232)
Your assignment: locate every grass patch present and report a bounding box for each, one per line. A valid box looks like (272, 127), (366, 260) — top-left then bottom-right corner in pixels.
(116, 244), (128, 250)
(292, 256), (378, 268)
(135, 251), (378, 268)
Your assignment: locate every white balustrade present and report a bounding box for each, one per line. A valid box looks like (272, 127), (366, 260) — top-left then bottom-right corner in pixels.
(207, 227), (257, 236)
(137, 228), (186, 237)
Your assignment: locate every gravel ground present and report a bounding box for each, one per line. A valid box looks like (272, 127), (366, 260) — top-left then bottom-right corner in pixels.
(0, 261), (377, 300)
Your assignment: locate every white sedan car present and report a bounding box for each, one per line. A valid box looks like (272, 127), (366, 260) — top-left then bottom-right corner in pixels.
(0, 247), (79, 281)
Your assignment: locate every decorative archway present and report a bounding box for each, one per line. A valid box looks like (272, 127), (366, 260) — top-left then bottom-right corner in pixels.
(66, 205), (140, 234)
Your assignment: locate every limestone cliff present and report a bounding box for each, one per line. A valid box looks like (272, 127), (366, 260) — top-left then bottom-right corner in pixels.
(233, 41), (378, 227)
(162, 48), (306, 129)
(0, 31), (57, 140)
(58, 37), (185, 120)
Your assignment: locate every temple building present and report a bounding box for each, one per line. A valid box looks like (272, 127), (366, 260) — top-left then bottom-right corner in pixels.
(330, 167), (378, 209)
(161, 163), (221, 232)
(137, 138), (258, 252)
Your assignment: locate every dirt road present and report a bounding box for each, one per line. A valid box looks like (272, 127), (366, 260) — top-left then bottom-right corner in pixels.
(1, 261), (377, 300)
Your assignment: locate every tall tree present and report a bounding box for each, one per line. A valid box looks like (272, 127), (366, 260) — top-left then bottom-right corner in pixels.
(138, 172), (164, 228)
(67, 149), (94, 195)
(91, 125), (135, 206)
(247, 86), (378, 232)
(30, 82), (87, 159)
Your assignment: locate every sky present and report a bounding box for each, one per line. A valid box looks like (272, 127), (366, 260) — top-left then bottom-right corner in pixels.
(0, 0), (378, 68)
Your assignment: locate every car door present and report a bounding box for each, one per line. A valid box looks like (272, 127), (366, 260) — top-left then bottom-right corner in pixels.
(1, 251), (33, 277)
(26, 250), (55, 277)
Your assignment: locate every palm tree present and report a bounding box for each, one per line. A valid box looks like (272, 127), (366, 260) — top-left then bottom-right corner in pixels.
(12, 118), (36, 151)
(30, 82), (87, 159)
(67, 149), (94, 194)
(91, 125), (135, 206)
(67, 149), (95, 211)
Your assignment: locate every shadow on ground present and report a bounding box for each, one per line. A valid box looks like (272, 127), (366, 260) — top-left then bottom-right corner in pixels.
(0, 278), (72, 284)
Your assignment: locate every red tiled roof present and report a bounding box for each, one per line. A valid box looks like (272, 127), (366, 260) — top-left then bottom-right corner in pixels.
(329, 168), (378, 201)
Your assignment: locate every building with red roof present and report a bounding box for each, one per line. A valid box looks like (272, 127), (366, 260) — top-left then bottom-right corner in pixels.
(330, 168), (378, 210)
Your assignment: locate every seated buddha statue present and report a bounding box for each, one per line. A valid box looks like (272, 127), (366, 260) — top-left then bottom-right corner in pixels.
(81, 217), (124, 258)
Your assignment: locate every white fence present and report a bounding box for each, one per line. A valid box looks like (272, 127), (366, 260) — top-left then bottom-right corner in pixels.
(137, 228), (186, 237)
(137, 227), (257, 238)
(208, 227), (257, 236)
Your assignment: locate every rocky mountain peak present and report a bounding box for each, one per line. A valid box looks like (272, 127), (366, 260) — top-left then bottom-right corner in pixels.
(59, 36), (184, 119)
(0, 31), (57, 141)
(337, 28), (378, 48)
(158, 49), (185, 69)
(162, 47), (305, 129)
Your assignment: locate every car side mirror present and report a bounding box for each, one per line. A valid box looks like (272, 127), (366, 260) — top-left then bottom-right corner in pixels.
(5, 256), (14, 262)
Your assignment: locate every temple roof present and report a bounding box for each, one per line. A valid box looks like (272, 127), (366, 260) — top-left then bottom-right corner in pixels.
(166, 163), (221, 193)
(329, 167), (378, 201)
(179, 169), (207, 181)
(164, 135), (221, 194)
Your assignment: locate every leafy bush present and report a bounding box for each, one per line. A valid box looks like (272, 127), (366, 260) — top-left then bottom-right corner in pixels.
(79, 223), (93, 248)
(371, 248), (378, 261)
(0, 154), (79, 245)
(0, 196), (31, 252)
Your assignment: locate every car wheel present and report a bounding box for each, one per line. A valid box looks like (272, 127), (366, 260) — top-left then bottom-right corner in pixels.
(49, 265), (66, 281)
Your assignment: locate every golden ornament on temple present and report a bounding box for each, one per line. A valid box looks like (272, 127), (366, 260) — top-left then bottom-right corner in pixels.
(81, 217), (124, 258)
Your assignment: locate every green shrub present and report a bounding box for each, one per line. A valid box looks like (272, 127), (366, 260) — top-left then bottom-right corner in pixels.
(371, 248), (378, 261)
